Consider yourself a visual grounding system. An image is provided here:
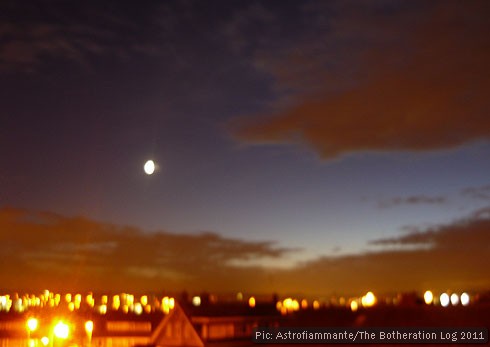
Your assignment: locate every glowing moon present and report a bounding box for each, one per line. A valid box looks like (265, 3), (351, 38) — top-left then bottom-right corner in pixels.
(144, 160), (155, 175)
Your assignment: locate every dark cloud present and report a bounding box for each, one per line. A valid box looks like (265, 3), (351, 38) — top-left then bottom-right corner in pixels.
(378, 195), (446, 208)
(0, 1), (162, 72)
(372, 207), (490, 247)
(230, 1), (490, 159)
(461, 184), (490, 201)
(221, 2), (278, 56)
(0, 207), (291, 292)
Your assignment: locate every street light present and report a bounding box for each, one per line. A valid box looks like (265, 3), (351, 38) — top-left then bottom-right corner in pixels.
(85, 320), (94, 346)
(26, 317), (38, 346)
(27, 318), (38, 332)
(53, 321), (69, 339)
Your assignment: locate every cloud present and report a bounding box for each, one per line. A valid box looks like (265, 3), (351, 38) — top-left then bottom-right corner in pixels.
(230, 1), (490, 159)
(282, 208), (490, 295)
(371, 207), (490, 248)
(221, 3), (278, 56)
(0, 1), (162, 72)
(461, 184), (490, 201)
(1, 206), (489, 295)
(378, 195), (446, 208)
(0, 207), (291, 292)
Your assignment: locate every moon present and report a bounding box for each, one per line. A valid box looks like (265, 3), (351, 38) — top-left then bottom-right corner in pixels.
(144, 160), (155, 175)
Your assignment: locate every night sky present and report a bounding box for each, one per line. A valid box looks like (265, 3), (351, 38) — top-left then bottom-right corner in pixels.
(1, 0), (490, 296)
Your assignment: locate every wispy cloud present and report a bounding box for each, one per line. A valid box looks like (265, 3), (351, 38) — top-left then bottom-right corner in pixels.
(378, 195), (447, 208)
(229, 1), (490, 159)
(461, 184), (490, 201)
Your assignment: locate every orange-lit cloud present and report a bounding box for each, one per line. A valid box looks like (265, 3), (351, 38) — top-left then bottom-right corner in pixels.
(1, 206), (489, 295)
(230, 1), (490, 159)
(280, 207), (490, 295)
(0, 207), (291, 293)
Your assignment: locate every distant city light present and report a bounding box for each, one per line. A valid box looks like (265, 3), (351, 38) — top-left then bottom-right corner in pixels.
(424, 290), (434, 305)
(112, 295), (121, 310)
(161, 296), (175, 314)
(361, 291), (376, 307)
(450, 293), (459, 306)
(74, 294), (81, 309)
(98, 304), (108, 315)
(14, 298), (24, 313)
(292, 299), (300, 311)
(0, 295), (9, 311)
(192, 296), (201, 307)
(54, 294), (61, 306)
(40, 337), (49, 346)
(86, 293), (94, 307)
(350, 300), (358, 312)
(440, 293), (450, 307)
(278, 297), (300, 314)
(0, 287), (480, 334)
(313, 300), (320, 310)
(43, 290), (50, 300)
(126, 294), (135, 305)
(134, 303), (143, 315)
(276, 301), (282, 311)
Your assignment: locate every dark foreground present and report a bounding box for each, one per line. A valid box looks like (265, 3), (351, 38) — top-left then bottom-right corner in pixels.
(0, 304), (488, 347)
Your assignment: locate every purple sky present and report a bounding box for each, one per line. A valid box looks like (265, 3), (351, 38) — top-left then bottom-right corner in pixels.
(1, 0), (490, 295)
